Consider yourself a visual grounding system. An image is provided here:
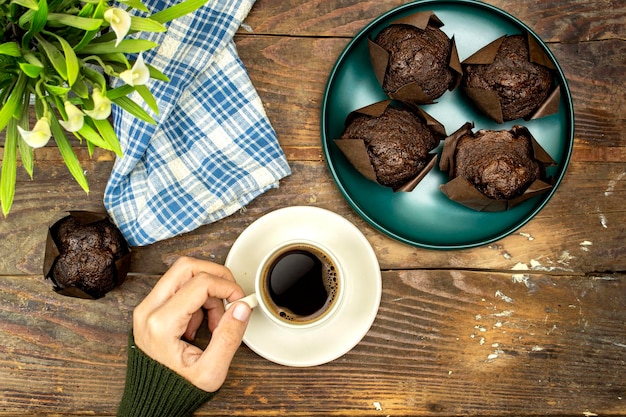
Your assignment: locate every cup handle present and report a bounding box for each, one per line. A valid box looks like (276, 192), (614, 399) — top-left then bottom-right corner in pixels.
(224, 293), (259, 311)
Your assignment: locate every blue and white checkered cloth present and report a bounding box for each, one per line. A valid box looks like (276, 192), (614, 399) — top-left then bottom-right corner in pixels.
(103, 0), (291, 246)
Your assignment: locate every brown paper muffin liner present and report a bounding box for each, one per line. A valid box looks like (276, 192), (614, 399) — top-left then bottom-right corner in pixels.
(43, 211), (131, 299)
(439, 123), (556, 211)
(368, 11), (462, 106)
(461, 33), (561, 124)
(334, 100), (445, 192)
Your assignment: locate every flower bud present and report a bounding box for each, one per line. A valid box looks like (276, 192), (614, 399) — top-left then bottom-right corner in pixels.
(104, 8), (131, 47)
(84, 89), (112, 120)
(120, 53), (150, 86)
(17, 117), (52, 148)
(59, 101), (85, 132)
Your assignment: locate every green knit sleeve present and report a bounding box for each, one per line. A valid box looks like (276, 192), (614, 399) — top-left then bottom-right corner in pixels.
(117, 333), (217, 417)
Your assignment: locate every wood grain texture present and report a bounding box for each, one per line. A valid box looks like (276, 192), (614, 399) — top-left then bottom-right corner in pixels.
(1, 0), (625, 415)
(0, 271), (623, 416)
(241, 0), (626, 42)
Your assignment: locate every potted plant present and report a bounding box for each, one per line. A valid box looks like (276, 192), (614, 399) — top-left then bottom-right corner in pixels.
(0, 0), (207, 216)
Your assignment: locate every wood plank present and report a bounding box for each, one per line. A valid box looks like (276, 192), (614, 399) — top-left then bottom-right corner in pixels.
(1, 158), (625, 276)
(242, 0), (626, 43)
(0, 271), (623, 415)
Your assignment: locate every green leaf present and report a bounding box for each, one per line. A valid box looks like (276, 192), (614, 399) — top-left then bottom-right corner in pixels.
(147, 64), (170, 82)
(18, 9), (36, 28)
(130, 16), (167, 33)
(62, 41), (80, 87)
(71, 75), (89, 98)
(0, 73), (27, 133)
(118, 0), (149, 13)
(1, 118), (19, 217)
(0, 56), (17, 84)
(99, 53), (130, 65)
(46, 14), (104, 31)
(107, 84), (134, 100)
(78, 2), (95, 17)
(0, 43), (21, 57)
(23, 52), (43, 66)
(77, 39), (159, 54)
(0, 53), (17, 69)
(18, 135), (35, 178)
(22, 0), (48, 48)
(49, 116), (90, 193)
(92, 118), (123, 156)
(19, 62), (43, 78)
(34, 94), (45, 118)
(37, 35), (68, 80)
(73, 0), (106, 50)
(86, 138), (95, 157)
(11, 0), (39, 9)
(74, 29), (100, 51)
(47, 32), (80, 85)
(135, 84), (159, 114)
(150, 0), (209, 23)
(45, 83), (71, 95)
(113, 95), (156, 124)
(92, 0), (107, 20)
(78, 122), (115, 151)
(82, 65), (106, 90)
(18, 96), (34, 179)
(89, 31), (117, 44)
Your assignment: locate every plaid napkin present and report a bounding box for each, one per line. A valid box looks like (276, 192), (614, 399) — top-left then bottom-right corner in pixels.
(103, 0), (291, 246)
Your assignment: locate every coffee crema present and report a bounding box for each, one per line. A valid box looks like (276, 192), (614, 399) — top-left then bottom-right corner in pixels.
(261, 244), (339, 324)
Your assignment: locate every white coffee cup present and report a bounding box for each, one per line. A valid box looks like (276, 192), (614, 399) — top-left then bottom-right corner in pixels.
(226, 239), (344, 329)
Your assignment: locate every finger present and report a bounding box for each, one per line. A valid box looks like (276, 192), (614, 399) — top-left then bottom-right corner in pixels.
(189, 302), (251, 392)
(205, 296), (226, 333)
(183, 309), (205, 341)
(151, 272), (245, 337)
(184, 292), (231, 340)
(141, 257), (236, 311)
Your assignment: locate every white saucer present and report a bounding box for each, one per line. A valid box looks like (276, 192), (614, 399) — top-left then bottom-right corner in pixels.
(225, 206), (381, 367)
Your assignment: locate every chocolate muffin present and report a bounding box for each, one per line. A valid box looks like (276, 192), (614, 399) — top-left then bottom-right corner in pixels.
(453, 126), (541, 200)
(52, 250), (117, 298)
(463, 35), (553, 121)
(374, 23), (455, 101)
(341, 106), (440, 188)
(48, 215), (129, 298)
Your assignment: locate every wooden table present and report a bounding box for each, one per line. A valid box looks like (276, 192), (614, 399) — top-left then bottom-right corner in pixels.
(1, 0), (624, 415)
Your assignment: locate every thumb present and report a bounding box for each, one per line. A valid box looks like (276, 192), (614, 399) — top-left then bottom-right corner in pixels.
(196, 302), (251, 391)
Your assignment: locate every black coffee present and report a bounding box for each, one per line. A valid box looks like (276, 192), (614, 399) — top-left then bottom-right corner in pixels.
(264, 245), (338, 323)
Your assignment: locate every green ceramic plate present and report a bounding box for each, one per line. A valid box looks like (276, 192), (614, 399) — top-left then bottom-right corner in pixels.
(321, 0), (574, 249)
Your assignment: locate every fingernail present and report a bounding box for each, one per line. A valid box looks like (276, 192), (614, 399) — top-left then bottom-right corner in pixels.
(232, 303), (251, 322)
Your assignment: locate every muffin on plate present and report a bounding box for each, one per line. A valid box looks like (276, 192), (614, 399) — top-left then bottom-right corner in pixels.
(336, 100), (443, 190)
(439, 123), (555, 211)
(453, 126), (542, 199)
(369, 12), (461, 105)
(462, 34), (555, 122)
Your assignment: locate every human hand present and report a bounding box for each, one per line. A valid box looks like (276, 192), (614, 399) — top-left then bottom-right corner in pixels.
(132, 256), (251, 392)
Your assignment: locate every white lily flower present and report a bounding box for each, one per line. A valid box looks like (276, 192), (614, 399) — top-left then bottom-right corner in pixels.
(84, 89), (112, 120)
(120, 54), (150, 86)
(104, 8), (131, 47)
(59, 101), (85, 132)
(17, 117), (52, 148)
